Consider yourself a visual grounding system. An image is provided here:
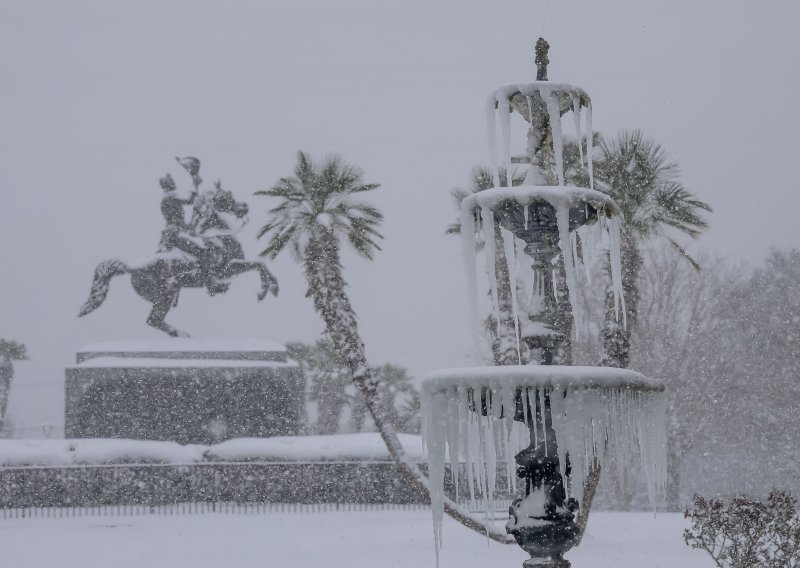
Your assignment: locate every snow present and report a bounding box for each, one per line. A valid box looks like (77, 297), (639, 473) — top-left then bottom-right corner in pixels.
(0, 434), (426, 466)
(462, 185), (618, 214)
(422, 366), (664, 395)
(79, 338), (287, 355)
(545, 91), (566, 186)
(69, 357), (297, 369)
(0, 509), (711, 568)
(206, 433), (426, 462)
(490, 82), (591, 114)
(0, 439), (205, 466)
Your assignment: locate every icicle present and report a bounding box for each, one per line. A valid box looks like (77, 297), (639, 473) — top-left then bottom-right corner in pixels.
(523, 205), (529, 230)
(516, 237), (535, 316)
(486, 94), (501, 187)
(526, 95), (534, 127)
(526, 388), (538, 452)
(498, 95), (513, 186)
(608, 214), (627, 326)
(446, 390), (461, 497)
(555, 205), (581, 337)
(481, 206), (502, 330)
(562, 389), (586, 502)
(425, 391), (448, 562)
(526, 95), (535, 184)
(462, 388), (476, 501)
(501, 385), (517, 488)
(500, 226), (522, 363)
(460, 203), (482, 360)
(576, 226), (592, 284)
(570, 93), (584, 163)
(545, 91), (565, 186)
(549, 387), (568, 479)
(586, 101), (594, 189)
(540, 269), (545, 298)
(571, 230), (579, 279)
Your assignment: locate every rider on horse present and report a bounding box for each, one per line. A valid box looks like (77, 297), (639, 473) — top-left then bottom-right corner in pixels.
(157, 171), (227, 295)
(79, 155), (278, 337)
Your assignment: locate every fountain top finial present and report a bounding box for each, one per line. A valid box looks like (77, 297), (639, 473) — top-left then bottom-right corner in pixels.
(535, 37), (550, 81)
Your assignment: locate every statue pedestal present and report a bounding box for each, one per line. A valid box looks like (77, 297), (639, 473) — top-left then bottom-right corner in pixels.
(65, 338), (303, 444)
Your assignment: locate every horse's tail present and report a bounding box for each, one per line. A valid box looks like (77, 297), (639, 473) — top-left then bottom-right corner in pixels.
(78, 259), (128, 317)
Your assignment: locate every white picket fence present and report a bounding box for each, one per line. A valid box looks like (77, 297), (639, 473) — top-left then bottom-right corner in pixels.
(0, 500), (514, 520)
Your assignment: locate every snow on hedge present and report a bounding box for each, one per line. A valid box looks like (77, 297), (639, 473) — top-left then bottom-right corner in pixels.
(206, 433), (424, 462)
(0, 433), (425, 467)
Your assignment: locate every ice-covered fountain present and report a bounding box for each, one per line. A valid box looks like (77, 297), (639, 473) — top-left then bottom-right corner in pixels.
(422, 39), (666, 568)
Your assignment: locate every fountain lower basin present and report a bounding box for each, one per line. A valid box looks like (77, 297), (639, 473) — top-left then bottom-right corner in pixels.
(422, 365), (666, 566)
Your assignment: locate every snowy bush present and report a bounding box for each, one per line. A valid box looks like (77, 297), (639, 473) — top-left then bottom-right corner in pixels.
(683, 491), (800, 567)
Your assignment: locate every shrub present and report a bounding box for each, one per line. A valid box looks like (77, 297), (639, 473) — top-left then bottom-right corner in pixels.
(684, 491), (799, 567)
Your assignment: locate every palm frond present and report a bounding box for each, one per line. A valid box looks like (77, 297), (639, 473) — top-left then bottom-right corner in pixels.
(667, 238), (702, 271)
(256, 151), (383, 261)
(595, 130), (712, 245)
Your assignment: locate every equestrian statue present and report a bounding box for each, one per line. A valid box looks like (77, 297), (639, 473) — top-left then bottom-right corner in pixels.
(78, 157), (279, 337)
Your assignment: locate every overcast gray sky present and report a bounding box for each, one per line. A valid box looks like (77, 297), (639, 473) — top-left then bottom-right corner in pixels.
(1, 0), (798, 437)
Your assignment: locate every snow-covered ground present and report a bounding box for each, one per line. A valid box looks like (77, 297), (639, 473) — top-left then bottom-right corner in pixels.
(0, 508), (710, 568)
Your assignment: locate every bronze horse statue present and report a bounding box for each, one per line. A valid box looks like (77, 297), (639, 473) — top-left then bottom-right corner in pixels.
(79, 177), (278, 337)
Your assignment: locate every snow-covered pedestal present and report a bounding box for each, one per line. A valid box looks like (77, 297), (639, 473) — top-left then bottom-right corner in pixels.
(65, 338), (303, 444)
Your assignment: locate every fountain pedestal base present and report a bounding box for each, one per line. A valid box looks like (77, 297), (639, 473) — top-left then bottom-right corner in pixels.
(523, 559), (571, 568)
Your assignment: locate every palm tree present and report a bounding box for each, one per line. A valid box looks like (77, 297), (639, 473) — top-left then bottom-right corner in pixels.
(591, 130), (712, 368)
(349, 363), (422, 434)
(558, 131), (710, 533)
(0, 339), (26, 433)
(257, 151), (512, 543)
(287, 340), (350, 435)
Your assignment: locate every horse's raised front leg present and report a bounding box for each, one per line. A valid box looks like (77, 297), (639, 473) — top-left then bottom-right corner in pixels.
(224, 260), (279, 301)
(147, 295), (190, 337)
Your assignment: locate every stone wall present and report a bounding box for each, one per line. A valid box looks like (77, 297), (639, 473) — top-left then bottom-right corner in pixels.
(65, 339), (304, 444)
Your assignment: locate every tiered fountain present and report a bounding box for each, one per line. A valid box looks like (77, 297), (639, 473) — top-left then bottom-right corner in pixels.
(423, 39), (666, 568)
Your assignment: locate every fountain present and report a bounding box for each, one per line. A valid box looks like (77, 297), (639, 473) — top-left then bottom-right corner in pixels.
(422, 39), (667, 568)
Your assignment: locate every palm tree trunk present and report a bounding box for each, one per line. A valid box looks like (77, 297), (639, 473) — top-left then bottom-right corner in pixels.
(665, 429), (684, 511)
(0, 359), (12, 433)
(575, 457), (601, 544)
(601, 231), (642, 368)
(304, 235), (514, 544)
